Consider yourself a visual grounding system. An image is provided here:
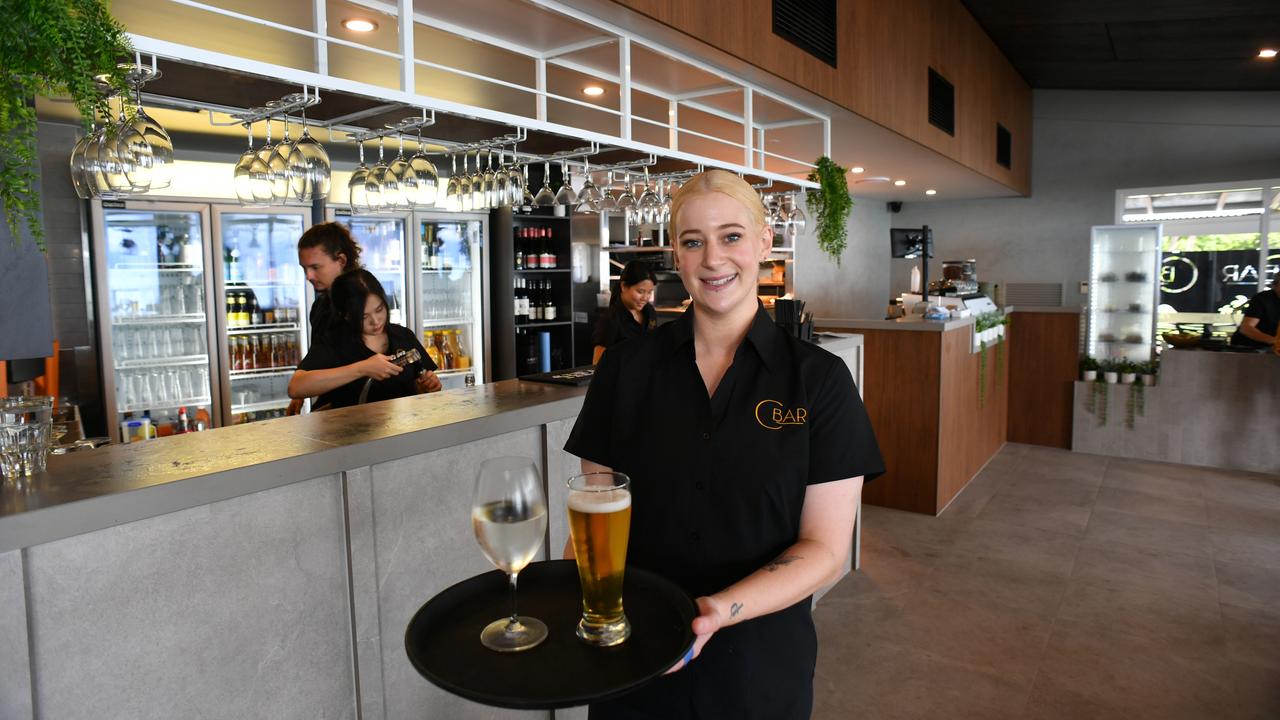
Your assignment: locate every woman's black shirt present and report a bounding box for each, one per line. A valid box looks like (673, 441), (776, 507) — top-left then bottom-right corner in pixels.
(565, 305), (884, 719)
(592, 300), (657, 350)
(297, 323), (436, 410)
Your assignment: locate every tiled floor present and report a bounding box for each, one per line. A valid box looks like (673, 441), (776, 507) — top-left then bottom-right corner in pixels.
(813, 443), (1280, 720)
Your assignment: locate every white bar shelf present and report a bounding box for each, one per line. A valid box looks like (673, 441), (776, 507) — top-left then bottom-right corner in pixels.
(113, 314), (208, 325)
(227, 323), (302, 335)
(421, 318), (472, 328)
(118, 397), (212, 414)
(229, 367), (297, 379)
(231, 398), (291, 414)
(116, 355), (210, 369)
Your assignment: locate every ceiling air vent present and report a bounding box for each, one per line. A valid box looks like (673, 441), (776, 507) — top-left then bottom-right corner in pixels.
(996, 123), (1012, 169)
(773, 0), (838, 68)
(928, 68), (955, 136)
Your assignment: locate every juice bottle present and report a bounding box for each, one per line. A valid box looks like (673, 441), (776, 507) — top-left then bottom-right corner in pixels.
(438, 331), (455, 371)
(424, 331), (443, 368)
(446, 330), (466, 370)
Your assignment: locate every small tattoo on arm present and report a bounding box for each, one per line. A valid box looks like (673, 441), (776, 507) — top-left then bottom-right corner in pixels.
(765, 554), (802, 572)
(730, 602), (743, 618)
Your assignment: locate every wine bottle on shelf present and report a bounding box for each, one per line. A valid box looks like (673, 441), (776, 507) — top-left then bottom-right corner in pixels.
(532, 280), (544, 321)
(543, 280), (557, 321)
(541, 228), (555, 269)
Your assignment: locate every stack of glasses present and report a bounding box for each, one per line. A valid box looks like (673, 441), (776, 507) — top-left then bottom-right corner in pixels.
(0, 396), (54, 481)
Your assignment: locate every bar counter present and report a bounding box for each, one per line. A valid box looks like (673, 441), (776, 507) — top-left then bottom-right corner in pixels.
(0, 334), (866, 720)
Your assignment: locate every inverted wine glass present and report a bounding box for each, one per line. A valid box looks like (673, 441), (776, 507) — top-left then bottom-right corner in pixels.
(444, 154), (461, 212)
(407, 134), (439, 208)
(471, 456), (548, 652)
(349, 140), (371, 212)
(533, 162), (557, 206)
(292, 103), (331, 201)
(554, 160), (577, 207)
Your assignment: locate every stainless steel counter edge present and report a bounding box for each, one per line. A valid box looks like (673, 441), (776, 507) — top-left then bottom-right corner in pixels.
(0, 380), (588, 553)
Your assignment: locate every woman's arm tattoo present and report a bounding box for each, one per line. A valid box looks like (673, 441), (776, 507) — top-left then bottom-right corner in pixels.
(730, 602), (743, 618)
(765, 554), (802, 572)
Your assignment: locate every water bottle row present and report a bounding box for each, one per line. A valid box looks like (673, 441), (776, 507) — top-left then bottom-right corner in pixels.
(116, 367), (210, 411)
(114, 325), (207, 361)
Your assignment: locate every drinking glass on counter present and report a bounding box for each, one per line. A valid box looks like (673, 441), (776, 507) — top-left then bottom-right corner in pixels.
(0, 397), (54, 479)
(566, 471), (632, 646)
(471, 457), (549, 652)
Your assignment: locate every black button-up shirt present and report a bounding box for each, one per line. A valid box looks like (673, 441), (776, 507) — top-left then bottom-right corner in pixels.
(592, 300), (658, 350)
(566, 305), (883, 720)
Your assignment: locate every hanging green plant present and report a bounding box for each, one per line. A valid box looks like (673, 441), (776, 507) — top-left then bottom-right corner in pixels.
(978, 340), (988, 407)
(1096, 381), (1108, 427)
(0, 0), (132, 251)
(805, 155), (853, 265)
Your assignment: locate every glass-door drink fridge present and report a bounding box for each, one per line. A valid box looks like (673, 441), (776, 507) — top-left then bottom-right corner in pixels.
(417, 212), (486, 389)
(92, 201), (219, 442)
(211, 207), (310, 425)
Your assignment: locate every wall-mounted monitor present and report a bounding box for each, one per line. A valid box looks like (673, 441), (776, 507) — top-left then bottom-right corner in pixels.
(890, 227), (933, 259)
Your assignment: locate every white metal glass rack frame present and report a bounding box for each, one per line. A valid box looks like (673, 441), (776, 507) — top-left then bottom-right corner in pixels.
(115, 0), (827, 191)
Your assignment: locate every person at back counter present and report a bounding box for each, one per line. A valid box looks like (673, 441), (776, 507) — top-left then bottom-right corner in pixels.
(287, 222), (364, 414)
(288, 269), (441, 410)
(1229, 282), (1279, 350)
(591, 260), (658, 364)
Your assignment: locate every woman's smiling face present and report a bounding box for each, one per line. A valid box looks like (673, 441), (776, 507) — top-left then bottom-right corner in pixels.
(673, 191), (772, 319)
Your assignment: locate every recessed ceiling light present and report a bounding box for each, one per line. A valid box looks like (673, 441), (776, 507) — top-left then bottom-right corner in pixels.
(1260, 49), (1278, 59)
(342, 18), (377, 32)
(925, 189), (937, 195)
(850, 166), (865, 174)
(582, 85), (605, 97)
(893, 179), (907, 186)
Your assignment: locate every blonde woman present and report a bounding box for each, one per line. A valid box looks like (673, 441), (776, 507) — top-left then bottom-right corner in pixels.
(565, 170), (883, 719)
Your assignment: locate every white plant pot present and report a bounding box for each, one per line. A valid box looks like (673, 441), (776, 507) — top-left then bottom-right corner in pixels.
(1103, 372), (1118, 384)
(1082, 370), (1097, 381)
(1120, 372), (1136, 384)
(1141, 374), (1156, 386)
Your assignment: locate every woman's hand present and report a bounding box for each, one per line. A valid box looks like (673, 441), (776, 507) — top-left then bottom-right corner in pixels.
(416, 370), (443, 393)
(664, 596), (726, 674)
(358, 354), (403, 381)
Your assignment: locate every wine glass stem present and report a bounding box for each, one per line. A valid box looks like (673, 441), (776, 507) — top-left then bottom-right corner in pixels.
(507, 571), (520, 627)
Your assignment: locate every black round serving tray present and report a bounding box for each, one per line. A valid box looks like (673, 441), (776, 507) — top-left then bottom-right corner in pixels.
(404, 559), (696, 710)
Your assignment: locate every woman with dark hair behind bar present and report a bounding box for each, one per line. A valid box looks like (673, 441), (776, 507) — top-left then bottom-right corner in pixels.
(288, 269), (441, 410)
(565, 170), (883, 719)
(591, 259), (658, 364)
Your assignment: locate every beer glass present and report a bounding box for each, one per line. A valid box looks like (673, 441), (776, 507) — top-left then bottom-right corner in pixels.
(472, 457), (549, 652)
(566, 471), (632, 646)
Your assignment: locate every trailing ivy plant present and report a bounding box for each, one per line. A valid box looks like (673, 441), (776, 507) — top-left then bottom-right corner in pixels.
(805, 156), (853, 265)
(0, 0), (132, 251)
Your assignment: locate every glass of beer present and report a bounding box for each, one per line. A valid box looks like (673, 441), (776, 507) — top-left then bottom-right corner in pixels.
(566, 471), (632, 646)
(472, 457), (548, 652)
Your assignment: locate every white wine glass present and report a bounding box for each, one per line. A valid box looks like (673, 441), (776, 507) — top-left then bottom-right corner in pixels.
(554, 160), (577, 207)
(533, 162), (557, 206)
(472, 456), (549, 652)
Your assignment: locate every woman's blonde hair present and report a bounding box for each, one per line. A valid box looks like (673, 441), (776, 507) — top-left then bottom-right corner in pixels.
(669, 169), (766, 233)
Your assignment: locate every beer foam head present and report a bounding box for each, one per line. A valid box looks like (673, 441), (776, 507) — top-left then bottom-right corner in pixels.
(568, 488), (631, 514)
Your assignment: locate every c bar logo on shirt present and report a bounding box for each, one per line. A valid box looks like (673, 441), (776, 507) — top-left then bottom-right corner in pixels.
(754, 399), (808, 430)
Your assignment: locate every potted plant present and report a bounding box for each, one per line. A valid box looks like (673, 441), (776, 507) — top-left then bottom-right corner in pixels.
(1119, 360), (1137, 385)
(1, 0), (132, 251)
(1101, 359), (1119, 384)
(805, 156), (853, 265)
(1139, 358), (1158, 386)
(1080, 357), (1099, 382)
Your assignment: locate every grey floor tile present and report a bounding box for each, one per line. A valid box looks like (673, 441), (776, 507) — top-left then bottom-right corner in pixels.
(1220, 602), (1280, 670)
(814, 640), (1030, 720)
(945, 518), (1081, 579)
(1093, 485), (1208, 525)
(1055, 583), (1226, 664)
(976, 492), (1094, 537)
(1230, 661), (1280, 720)
(1102, 462), (1204, 501)
(1021, 624), (1235, 720)
(1205, 499), (1280, 535)
(1201, 470), (1280, 511)
(1070, 541), (1219, 604)
(923, 552), (1070, 621)
(1082, 506), (1212, 558)
(1217, 560), (1280, 611)
(1208, 528), (1280, 570)
(1001, 474), (1101, 506)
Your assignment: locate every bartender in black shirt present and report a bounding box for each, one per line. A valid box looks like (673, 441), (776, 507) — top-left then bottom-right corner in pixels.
(1230, 282), (1279, 349)
(565, 170), (883, 720)
(591, 260), (658, 364)
(288, 222), (364, 414)
(288, 269), (441, 409)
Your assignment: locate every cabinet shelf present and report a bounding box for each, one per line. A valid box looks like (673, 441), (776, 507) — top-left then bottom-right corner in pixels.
(515, 268), (570, 274)
(515, 321), (571, 329)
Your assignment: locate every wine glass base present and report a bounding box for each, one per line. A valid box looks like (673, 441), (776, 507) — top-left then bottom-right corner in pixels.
(480, 616), (548, 652)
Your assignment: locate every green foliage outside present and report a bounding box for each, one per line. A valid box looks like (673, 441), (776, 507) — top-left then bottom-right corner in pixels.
(1162, 233), (1260, 252)
(0, 0), (132, 250)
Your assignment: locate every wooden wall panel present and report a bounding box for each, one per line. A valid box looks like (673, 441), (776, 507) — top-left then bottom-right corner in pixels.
(937, 328), (1008, 512)
(854, 328), (942, 515)
(612, 0), (1032, 195)
(1007, 312), (1081, 449)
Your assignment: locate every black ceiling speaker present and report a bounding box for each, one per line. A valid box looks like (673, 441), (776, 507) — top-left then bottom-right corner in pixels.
(887, 201), (903, 213)
(773, 0), (838, 67)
